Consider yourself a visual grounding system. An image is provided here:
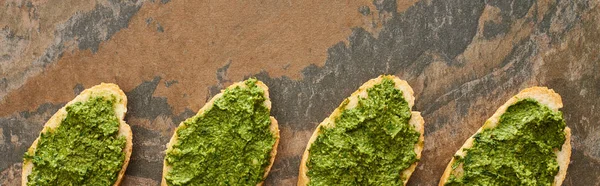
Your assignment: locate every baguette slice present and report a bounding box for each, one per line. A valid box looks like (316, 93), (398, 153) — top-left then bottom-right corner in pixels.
(298, 75), (424, 186)
(439, 87), (571, 186)
(22, 83), (133, 186)
(162, 79), (279, 186)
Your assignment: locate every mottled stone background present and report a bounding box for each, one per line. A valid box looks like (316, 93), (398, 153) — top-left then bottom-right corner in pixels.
(1, 0), (599, 185)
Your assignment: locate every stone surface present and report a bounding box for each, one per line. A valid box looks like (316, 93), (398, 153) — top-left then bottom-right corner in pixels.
(1, 0), (599, 185)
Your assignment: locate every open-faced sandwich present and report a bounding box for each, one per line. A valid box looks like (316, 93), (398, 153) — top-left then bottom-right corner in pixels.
(439, 87), (571, 186)
(162, 78), (279, 186)
(23, 83), (132, 186)
(298, 75), (424, 186)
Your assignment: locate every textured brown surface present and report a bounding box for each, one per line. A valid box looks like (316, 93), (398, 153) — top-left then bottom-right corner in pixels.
(2, 0), (600, 185)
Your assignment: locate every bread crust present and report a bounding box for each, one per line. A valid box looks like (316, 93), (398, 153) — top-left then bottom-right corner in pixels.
(298, 75), (424, 186)
(161, 80), (280, 186)
(438, 87), (571, 186)
(22, 83), (132, 186)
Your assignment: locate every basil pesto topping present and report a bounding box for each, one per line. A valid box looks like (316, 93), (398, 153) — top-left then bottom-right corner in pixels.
(307, 78), (420, 185)
(164, 78), (276, 185)
(24, 96), (126, 186)
(445, 99), (566, 186)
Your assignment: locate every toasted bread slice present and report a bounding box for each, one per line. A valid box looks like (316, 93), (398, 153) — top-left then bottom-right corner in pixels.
(439, 87), (571, 186)
(22, 83), (132, 186)
(298, 75), (424, 186)
(162, 79), (279, 186)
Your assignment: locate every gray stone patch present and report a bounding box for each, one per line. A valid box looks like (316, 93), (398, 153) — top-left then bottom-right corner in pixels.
(73, 83), (85, 96)
(358, 5), (371, 16)
(483, 21), (510, 39)
(264, 155), (301, 182)
(563, 148), (600, 184)
(156, 23), (164, 33)
(125, 125), (166, 179)
(164, 80), (178, 87)
(208, 61), (232, 99)
(483, 0), (535, 39)
(125, 77), (172, 121)
(373, 0), (397, 13)
(540, 0), (590, 43)
(66, 0), (143, 53)
(146, 17), (153, 25)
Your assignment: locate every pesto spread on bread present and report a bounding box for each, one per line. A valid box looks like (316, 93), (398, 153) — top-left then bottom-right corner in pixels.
(164, 79), (276, 185)
(306, 78), (420, 185)
(23, 96), (126, 185)
(445, 99), (566, 186)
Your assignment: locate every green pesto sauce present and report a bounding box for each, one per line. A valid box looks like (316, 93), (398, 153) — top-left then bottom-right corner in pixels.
(306, 78), (420, 185)
(445, 99), (566, 186)
(24, 96), (126, 186)
(164, 78), (276, 186)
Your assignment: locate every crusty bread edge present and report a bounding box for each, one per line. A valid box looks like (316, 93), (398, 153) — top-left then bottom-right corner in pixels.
(298, 75), (424, 186)
(21, 83), (132, 186)
(161, 80), (280, 186)
(438, 87), (571, 186)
